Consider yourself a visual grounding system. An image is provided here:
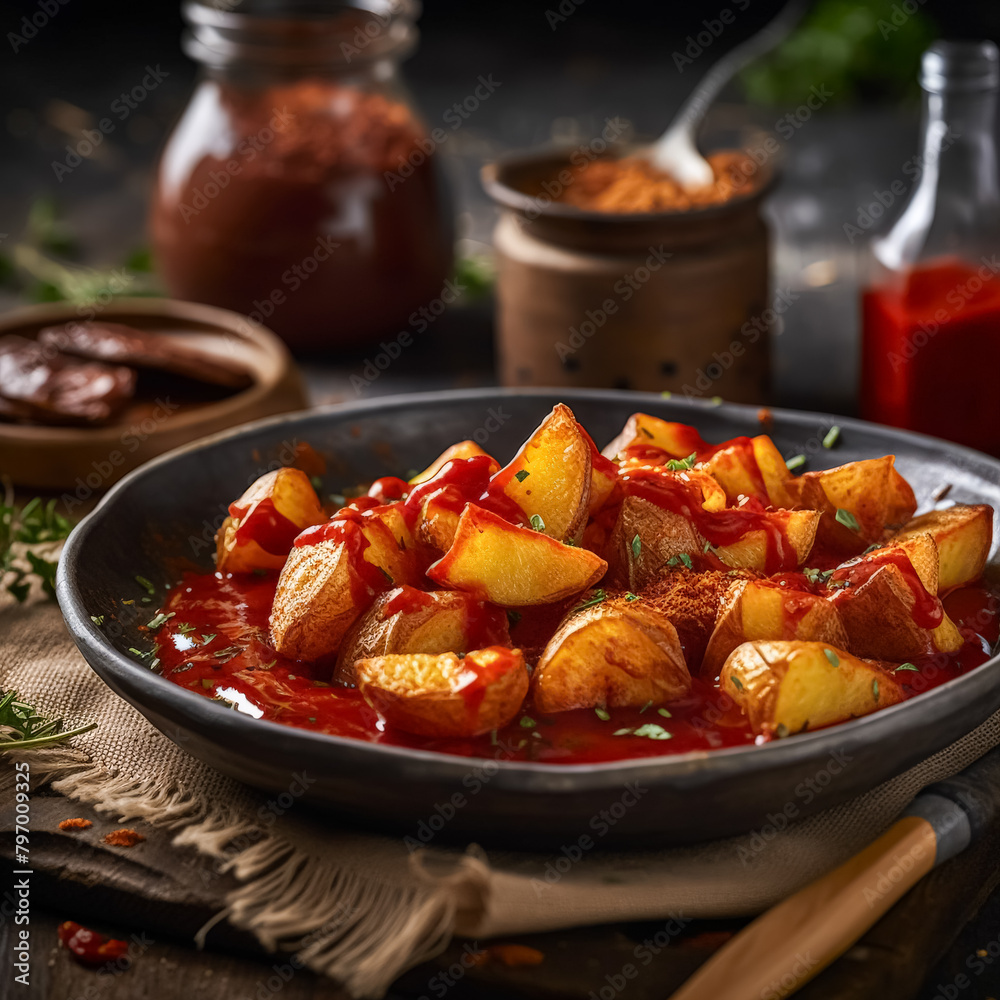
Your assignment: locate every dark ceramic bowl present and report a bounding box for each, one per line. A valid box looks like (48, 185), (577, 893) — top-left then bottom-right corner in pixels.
(57, 389), (1000, 849)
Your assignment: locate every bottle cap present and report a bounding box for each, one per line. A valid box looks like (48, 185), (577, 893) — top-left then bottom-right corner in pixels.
(921, 40), (999, 93)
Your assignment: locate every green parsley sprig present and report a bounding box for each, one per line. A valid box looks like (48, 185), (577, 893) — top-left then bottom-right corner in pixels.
(0, 688), (96, 751)
(1, 487), (74, 603)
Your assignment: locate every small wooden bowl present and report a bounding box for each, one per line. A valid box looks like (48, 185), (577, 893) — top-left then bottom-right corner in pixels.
(0, 297), (307, 492)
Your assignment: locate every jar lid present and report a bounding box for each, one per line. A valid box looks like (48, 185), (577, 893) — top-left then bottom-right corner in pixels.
(920, 40), (999, 94)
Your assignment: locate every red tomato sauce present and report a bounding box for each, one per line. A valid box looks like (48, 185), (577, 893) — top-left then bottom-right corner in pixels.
(155, 571), (997, 763)
(861, 259), (1000, 457)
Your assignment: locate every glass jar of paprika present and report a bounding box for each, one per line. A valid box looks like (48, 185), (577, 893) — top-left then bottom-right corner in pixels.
(150, 0), (453, 353)
(860, 41), (1000, 456)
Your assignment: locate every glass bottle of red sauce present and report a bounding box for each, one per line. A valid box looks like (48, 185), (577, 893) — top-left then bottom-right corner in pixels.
(861, 41), (1000, 457)
(150, 0), (453, 352)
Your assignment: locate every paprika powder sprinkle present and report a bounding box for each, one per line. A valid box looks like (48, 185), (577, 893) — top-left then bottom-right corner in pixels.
(58, 818), (93, 831)
(57, 921), (130, 968)
(552, 151), (760, 213)
(103, 828), (146, 848)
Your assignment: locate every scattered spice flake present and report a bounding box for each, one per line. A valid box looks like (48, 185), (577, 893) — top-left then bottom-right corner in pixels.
(506, 609), (522, 627)
(514, 469), (530, 483)
(470, 944), (544, 967)
(103, 828), (145, 848)
(822, 425), (841, 449)
(757, 407), (774, 430)
(58, 921), (129, 968)
(58, 818), (92, 831)
(824, 648), (840, 668)
(785, 454), (806, 472)
(835, 508), (860, 532)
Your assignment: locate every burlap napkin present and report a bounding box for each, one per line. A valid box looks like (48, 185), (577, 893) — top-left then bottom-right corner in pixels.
(3, 595), (999, 998)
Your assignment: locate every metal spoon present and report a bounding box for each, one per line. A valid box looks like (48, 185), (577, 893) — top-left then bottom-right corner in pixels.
(649, 0), (807, 187)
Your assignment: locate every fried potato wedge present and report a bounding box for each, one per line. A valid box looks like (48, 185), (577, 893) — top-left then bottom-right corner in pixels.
(602, 413), (708, 464)
(713, 509), (820, 572)
(604, 496), (702, 590)
(890, 505), (993, 591)
(495, 403), (592, 541)
(415, 486), (464, 555)
(427, 504), (607, 605)
(410, 441), (498, 484)
(532, 594), (691, 712)
(355, 646), (529, 737)
(702, 580), (848, 679)
(216, 467), (325, 573)
(751, 435), (794, 509)
(720, 640), (904, 737)
(829, 550), (964, 660)
(335, 587), (509, 683)
(785, 456), (916, 555)
(270, 512), (420, 661)
(700, 438), (770, 505)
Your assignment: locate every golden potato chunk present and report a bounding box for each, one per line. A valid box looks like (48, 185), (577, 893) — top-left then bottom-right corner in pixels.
(604, 496), (702, 590)
(270, 511), (420, 661)
(335, 587), (509, 683)
(602, 412), (707, 463)
(720, 640), (904, 737)
(785, 455), (916, 555)
(494, 403), (592, 542)
(751, 435), (794, 509)
(355, 646), (529, 737)
(216, 467), (325, 574)
(702, 579), (848, 679)
(532, 594), (691, 713)
(427, 504), (607, 605)
(713, 509), (820, 572)
(890, 505), (993, 591)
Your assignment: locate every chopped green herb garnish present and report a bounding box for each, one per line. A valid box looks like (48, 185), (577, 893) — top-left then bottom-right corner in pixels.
(377, 566), (394, 584)
(631, 534), (642, 559)
(822, 426), (841, 449)
(200, 633), (217, 645)
(657, 707), (672, 718)
(520, 716), (536, 729)
(872, 679), (880, 702)
(709, 397), (723, 407)
(529, 514), (545, 532)
(640, 426), (654, 439)
(564, 538), (578, 546)
(310, 476), (323, 491)
(613, 728), (633, 736)
(308, 716), (317, 723)
(595, 707), (610, 721)
(824, 648), (840, 668)
(1, 495), (74, 603)
(633, 723), (672, 741)
(507, 609), (522, 627)
(785, 454), (806, 472)
(730, 675), (744, 691)
(514, 469), (530, 483)
(573, 588), (607, 613)
(639, 700), (653, 714)
(252, 567), (269, 577)
(213, 645), (242, 660)
(835, 509), (860, 532)
(177, 622), (196, 634)
(775, 723), (790, 738)
(90, 615), (105, 626)
(145, 612), (175, 631)
(665, 452), (697, 472)
(660, 390), (672, 399)
(201, 678), (214, 690)
(667, 553), (693, 570)
(490, 729), (498, 746)
(260, 660), (276, 670)
(0, 688), (96, 752)
(135, 575), (155, 596)
(803, 567), (834, 585)
(703, 539), (714, 554)
(895, 662), (919, 672)
(171, 663), (194, 674)
(863, 543), (882, 555)
(625, 592), (639, 602)
(128, 647), (152, 660)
